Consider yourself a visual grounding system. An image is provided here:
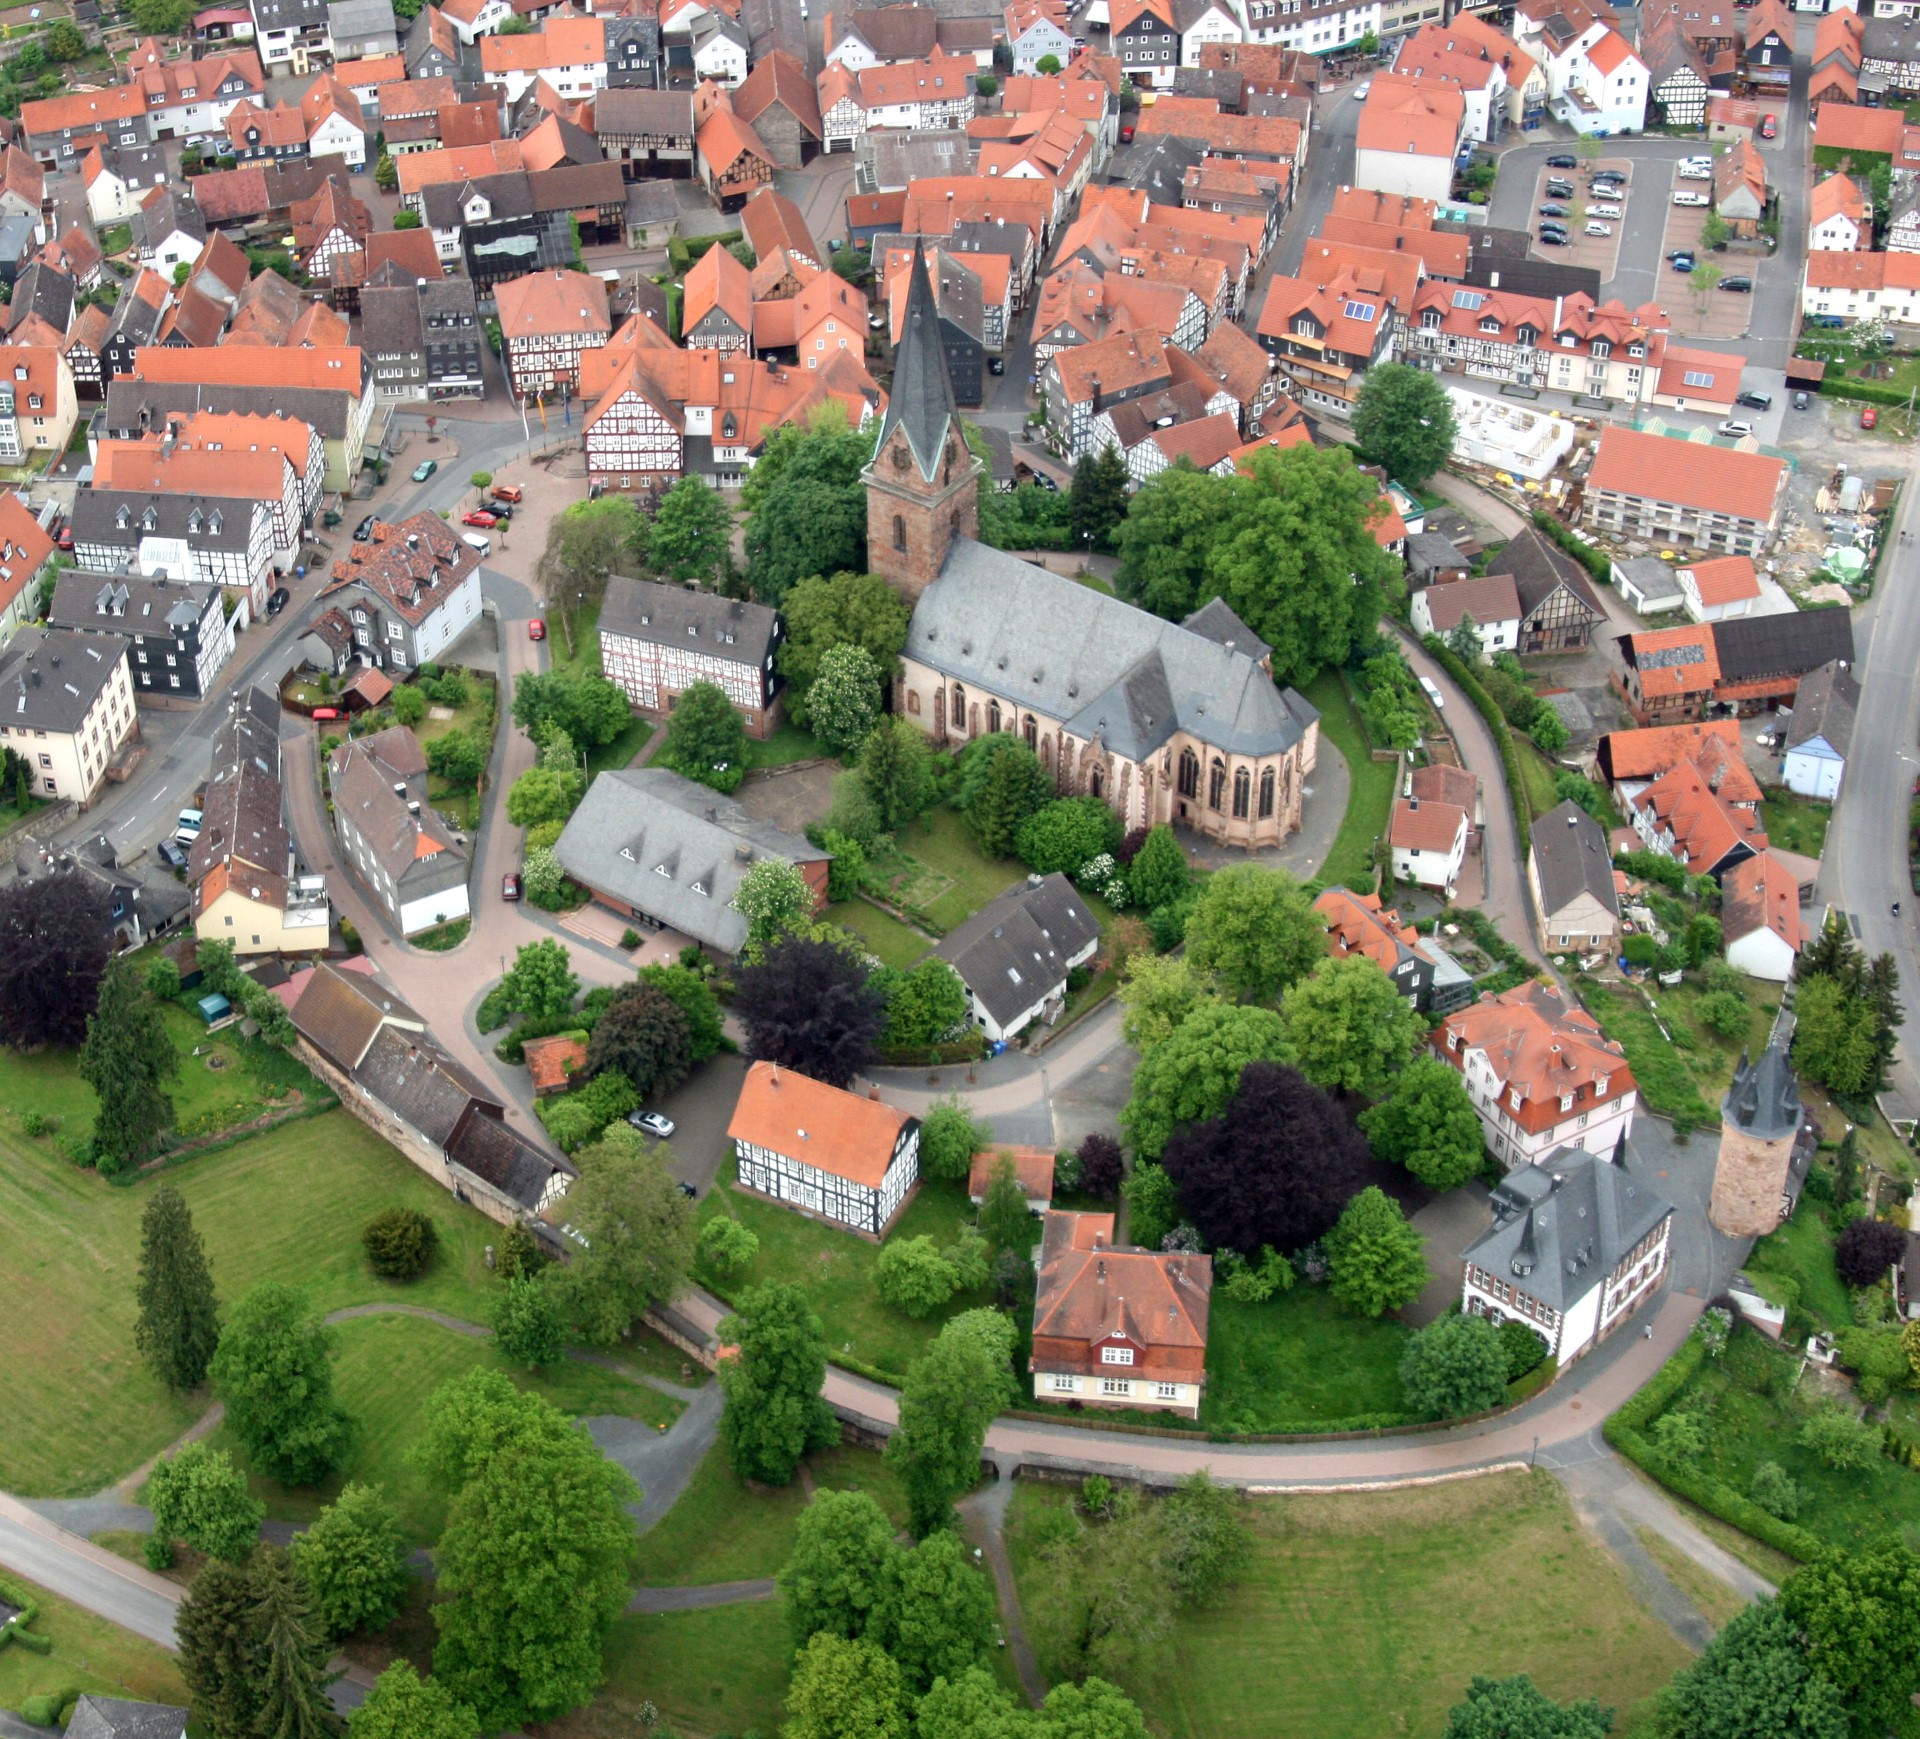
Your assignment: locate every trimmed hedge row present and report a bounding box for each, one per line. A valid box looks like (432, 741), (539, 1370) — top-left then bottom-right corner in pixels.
(0, 1571), (49, 1652)
(1530, 510), (1612, 586)
(1815, 375), (1912, 408)
(1603, 1331), (1825, 1564)
(1422, 635), (1541, 827)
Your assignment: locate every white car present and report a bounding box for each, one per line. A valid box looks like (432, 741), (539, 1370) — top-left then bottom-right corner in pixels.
(174, 807), (204, 843)
(1585, 220), (1613, 237)
(1419, 675), (1445, 709)
(1354, 81), (1370, 98)
(1672, 191), (1709, 207)
(1717, 420), (1755, 439)
(1678, 162), (1713, 180)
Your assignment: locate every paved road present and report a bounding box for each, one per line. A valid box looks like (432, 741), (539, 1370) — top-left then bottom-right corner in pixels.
(1274, 81), (1362, 278)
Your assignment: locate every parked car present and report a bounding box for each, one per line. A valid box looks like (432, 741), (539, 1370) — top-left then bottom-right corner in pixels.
(1792, 390), (1810, 410)
(266, 587), (289, 615)
(1585, 221), (1614, 237)
(627, 1110), (677, 1139)
(312, 707), (340, 721)
(1720, 275), (1753, 292)
(462, 510), (499, 528)
(1353, 82), (1370, 98)
(156, 839), (189, 871)
(1545, 179), (1574, 198)
(486, 503), (512, 521)
(1589, 202), (1623, 220)
(1546, 153), (1577, 168)
(1672, 191), (1709, 207)
(56, 524), (73, 551)
(411, 459), (437, 482)
(1539, 203), (1569, 218)
(354, 514), (377, 541)
(1861, 406), (1879, 429)
(1760, 113), (1777, 139)
(1669, 253), (1696, 272)
(1737, 390), (1773, 411)
(1717, 420), (1755, 438)
(175, 807), (204, 843)
(491, 484), (524, 505)
(502, 872), (522, 901)
(1419, 676), (1445, 708)
(528, 617), (546, 640)
(1536, 230), (1569, 246)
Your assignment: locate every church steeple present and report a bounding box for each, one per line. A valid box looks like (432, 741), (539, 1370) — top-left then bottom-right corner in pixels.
(864, 242), (982, 603)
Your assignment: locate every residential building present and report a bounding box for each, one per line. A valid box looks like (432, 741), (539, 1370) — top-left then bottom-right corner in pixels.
(0, 345), (75, 461)
(479, 15), (608, 103)
(1498, 525), (1605, 653)
(934, 871), (1101, 1043)
(596, 575), (784, 734)
(1313, 884), (1474, 1015)
(1678, 553), (1762, 623)
(496, 267), (611, 395)
(82, 144), (171, 225)
(1462, 1137), (1673, 1363)
(1781, 656), (1857, 800)
(1861, 10), (1920, 98)
(1722, 849), (1806, 980)
(1642, 9), (1710, 126)
(48, 570), (233, 703)
(733, 49), (822, 167)
(1629, 755), (1767, 877)
(690, 12), (751, 84)
(359, 265), (486, 401)
(1030, 1210), (1212, 1418)
(1583, 426), (1786, 555)
(606, 11), (665, 88)
(327, 0), (399, 60)
(1811, 8), (1863, 106)
(1254, 258), (1399, 417)
(20, 86), (151, 174)
(683, 241), (752, 352)
(596, 88), (697, 178)
(130, 186), (208, 275)
(1713, 138), (1769, 238)
(0, 626), (136, 804)
(1006, 0), (1074, 73)
(1890, 181), (1920, 254)
(1529, 799), (1621, 957)
(327, 725), (470, 934)
(251, 0), (332, 72)
(0, 492), (54, 647)
(555, 766), (830, 954)
(89, 432), (303, 584)
(1111, 0), (1183, 86)
(1596, 719), (1759, 810)
(968, 1144), (1056, 1213)
(64, 1701), (189, 1739)
(1809, 172), (1866, 252)
(420, 165), (628, 288)
(1354, 73), (1464, 202)
(1653, 343), (1744, 414)
(1436, 978), (1639, 1164)
(857, 47), (975, 130)
(1389, 790), (1468, 893)
(71, 491), (273, 606)
(696, 106), (776, 207)
(287, 962), (573, 1226)
(319, 512), (483, 671)
(1614, 612), (1856, 725)
(1802, 249), (1920, 325)
(300, 73), (370, 167)
(1410, 573), (1522, 658)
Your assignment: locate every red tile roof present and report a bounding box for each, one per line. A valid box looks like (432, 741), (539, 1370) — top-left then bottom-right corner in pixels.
(1031, 1209), (1210, 1384)
(1631, 758), (1767, 874)
(1622, 623), (1720, 698)
(1587, 425), (1784, 523)
(1435, 981), (1635, 1135)
(1721, 850), (1805, 952)
(726, 1060), (913, 1189)
(1390, 795), (1468, 854)
(1683, 554), (1761, 607)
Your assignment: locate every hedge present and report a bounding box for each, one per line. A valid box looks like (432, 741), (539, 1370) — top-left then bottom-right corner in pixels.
(1815, 375), (1912, 408)
(1530, 510), (1612, 585)
(877, 1033), (988, 1068)
(0, 1571), (44, 1651)
(1603, 1330), (1825, 1564)
(1422, 635), (1541, 826)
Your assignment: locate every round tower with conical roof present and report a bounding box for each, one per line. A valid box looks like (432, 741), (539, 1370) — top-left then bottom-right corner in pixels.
(1709, 1036), (1802, 1237)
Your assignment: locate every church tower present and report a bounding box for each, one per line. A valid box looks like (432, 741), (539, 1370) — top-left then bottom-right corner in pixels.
(1709, 1035), (1803, 1237)
(864, 243), (983, 603)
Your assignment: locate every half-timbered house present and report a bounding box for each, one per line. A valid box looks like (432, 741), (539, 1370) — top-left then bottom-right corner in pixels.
(596, 88), (696, 178)
(597, 574), (784, 734)
(496, 267), (612, 395)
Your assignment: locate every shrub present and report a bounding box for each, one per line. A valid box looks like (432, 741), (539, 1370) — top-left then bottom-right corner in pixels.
(1497, 1319), (1549, 1382)
(362, 1208), (437, 1279)
(1399, 1313), (1508, 1419)
(535, 1069), (640, 1153)
(620, 928), (643, 950)
(698, 1216), (760, 1277)
(1016, 795), (1121, 876)
(1697, 990), (1749, 1038)
(20, 1691), (78, 1728)
(1799, 1402), (1876, 1471)
(1651, 1410), (1707, 1459)
(1076, 1132), (1123, 1201)
(1836, 1216), (1905, 1287)
(1750, 1460), (1799, 1521)
(19, 1110), (52, 1138)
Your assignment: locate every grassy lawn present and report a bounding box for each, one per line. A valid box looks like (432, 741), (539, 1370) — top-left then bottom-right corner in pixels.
(1201, 1285), (1414, 1434)
(1644, 1324), (1920, 1555)
(1515, 739), (1563, 826)
(698, 1159), (988, 1380)
(1302, 668), (1394, 889)
(746, 721), (826, 770)
(1758, 790), (1831, 860)
(199, 1312), (679, 1543)
(1576, 975), (1780, 1129)
(0, 1110), (506, 1497)
(828, 896), (934, 967)
(631, 1441), (908, 1586)
(875, 806), (1027, 932)
(0, 1573), (190, 1715)
(567, 1599), (793, 1739)
(1005, 1471), (1691, 1739)
(1618, 1462), (1800, 1586)
(1634, 1527), (1751, 1631)
(587, 714), (654, 777)
(412, 670), (496, 751)
(1744, 1201), (1853, 1334)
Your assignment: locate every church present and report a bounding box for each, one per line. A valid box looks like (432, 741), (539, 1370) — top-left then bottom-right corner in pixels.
(867, 248), (1322, 850)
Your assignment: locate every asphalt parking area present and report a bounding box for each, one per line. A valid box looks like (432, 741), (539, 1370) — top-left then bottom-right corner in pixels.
(1657, 167), (1759, 340)
(1525, 156), (1631, 276)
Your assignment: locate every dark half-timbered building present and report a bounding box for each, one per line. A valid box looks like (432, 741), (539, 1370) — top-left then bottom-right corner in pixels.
(1495, 526), (1605, 654)
(597, 574), (783, 734)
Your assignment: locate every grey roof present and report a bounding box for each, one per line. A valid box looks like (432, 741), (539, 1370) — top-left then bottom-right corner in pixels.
(8, 260), (73, 335)
(1861, 13), (1920, 60)
(1530, 800), (1620, 923)
(874, 242), (961, 484)
(1493, 526), (1603, 621)
(928, 247), (985, 343)
(1613, 554), (1685, 601)
(49, 569), (213, 638)
(862, 130), (970, 191)
(447, 1103), (572, 1209)
(103, 379), (352, 443)
(553, 767), (830, 956)
(253, 0), (328, 26)
(593, 88), (696, 137)
(98, 142), (170, 190)
(210, 684), (283, 777)
(909, 539), (1319, 761)
(627, 180), (681, 226)
(1723, 1038), (1802, 1141)
(64, 1697), (188, 1739)
(359, 278), (426, 356)
(598, 575), (779, 665)
(934, 872), (1100, 1026)
(1123, 135), (1205, 206)
(1407, 530), (1468, 577)
(330, 732), (464, 885)
(355, 1022), (483, 1147)
(1713, 609), (1854, 684)
(1463, 1137), (1673, 1313)
(326, 0), (398, 38)
(1784, 656), (1857, 757)
(74, 490), (258, 553)
(0, 627), (124, 733)
(1180, 596), (1269, 663)
(422, 170), (534, 230)
(848, 2), (939, 58)
(130, 186), (207, 252)
(691, 11), (749, 48)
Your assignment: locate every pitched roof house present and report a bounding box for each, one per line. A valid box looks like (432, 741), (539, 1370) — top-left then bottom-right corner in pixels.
(933, 870), (1100, 1043)
(1781, 656), (1857, 802)
(1528, 799), (1620, 957)
(1313, 885), (1474, 1016)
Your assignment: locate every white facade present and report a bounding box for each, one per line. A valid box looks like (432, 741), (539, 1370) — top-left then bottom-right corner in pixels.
(1354, 141), (1454, 203)
(734, 1129), (920, 1238)
(406, 566), (482, 666)
(1180, 0), (1246, 64)
(397, 877), (470, 934)
(963, 933), (1099, 1044)
(1802, 263), (1920, 323)
(1546, 25), (1649, 135)
(1009, 15), (1074, 72)
(1034, 1369), (1201, 1414)
(1463, 1212), (1669, 1362)
(1727, 919), (1798, 982)
(1810, 208), (1864, 251)
(693, 30), (749, 83)
(1409, 591), (1520, 656)
(446, 0), (512, 43)
(1244, 0), (1382, 52)
(306, 106), (367, 166)
(1453, 1039), (1638, 1166)
(1391, 813), (1467, 892)
(0, 644), (135, 803)
(142, 225), (205, 274)
(1784, 738), (1845, 800)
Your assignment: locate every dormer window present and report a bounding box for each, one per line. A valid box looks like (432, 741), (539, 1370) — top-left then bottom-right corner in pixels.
(1560, 1094), (1573, 1112)
(1421, 309), (1441, 330)
(116, 505), (131, 530)
(1100, 1346), (1134, 1365)
(141, 507), (158, 531)
(1591, 340), (1611, 360)
(1509, 1088), (1523, 1112)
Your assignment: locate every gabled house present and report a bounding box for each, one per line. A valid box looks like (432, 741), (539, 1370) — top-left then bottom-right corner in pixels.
(1641, 7), (1709, 126)
(130, 186), (207, 274)
(1585, 426), (1786, 557)
(320, 511), (483, 671)
(83, 143), (171, 226)
(1354, 73), (1464, 203)
(1721, 850), (1804, 983)
(1529, 799), (1620, 958)
(327, 724), (470, 934)
(1802, 249), (1920, 325)
(596, 88), (697, 178)
(596, 575), (784, 734)
(691, 11), (751, 84)
(856, 46), (975, 130)
(495, 266), (611, 394)
(933, 871), (1100, 1043)
(1314, 884), (1475, 1016)
(1741, 0), (1793, 92)
(49, 569), (234, 703)
(1678, 553), (1762, 623)
(683, 240), (752, 353)
(695, 105), (775, 208)
(1410, 573), (1522, 659)
(1860, 12), (1920, 100)
(1253, 261), (1398, 418)
(1629, 755), (1767, 878)
(64, 1699), (190, 1739)
(299, 73), (369, 167)
(732, 49), (822, 167)
(1111, 0), (1181, 88)
(1809, 172), (1866, 252)
(1030, 1211), (1212, 1417)
(1597, 719), (1758, 810)
(1712, 138), (1769, 238)
(1781, 656), (1856, 801)
(359, 262), (485, 400)
(0, 627), (136, 803)
(0, 490), (54, 647)
(1389, 790), (1468, 893)
(1006, 0), (1074, 74)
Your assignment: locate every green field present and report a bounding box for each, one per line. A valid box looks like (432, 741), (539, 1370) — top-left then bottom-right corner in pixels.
(1201, 1285), (1414, 1433)
(200, 1311), (680, 1543)
(1007, 1471), (1692, 1739)
(571, 1600), (794, 1739)
(1302, 668), (1394, 888)
(0, 1110), (506, 1497)
(697, 1162), (988, 1381)
(827, 896), (934, 968)
(746, 721), (825, 769)
(0, 1573), (191, 1716)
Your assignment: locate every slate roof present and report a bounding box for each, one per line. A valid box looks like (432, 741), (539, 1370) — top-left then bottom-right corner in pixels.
(874, 242), (959, 482)
(328, 730), (462, 883)
(554, 767), (830, 955)
(933, 871), (1100, 1027)
(1722, 1035), (1801, 1139)
(1530, 800), (1620, 923)
(597, 575), (779, 665)
(593, 88), (696, 137)
(1713, 609), (1854, 685)
(1464, 1137), (1673, 1313)
(74, 489), (258, 554)
(1180, 596), (1269, 664)
(445, 1102), (571, 1208)
(908, 539), (1319, 762)
(64, 1697), (188, 1739)
(188, 757), (287, 882)
(1783, 656), (1858, 756)
(1492, 526), (1603, 623)
(48, 569), (211, 639)
(0, 627), (123, 733)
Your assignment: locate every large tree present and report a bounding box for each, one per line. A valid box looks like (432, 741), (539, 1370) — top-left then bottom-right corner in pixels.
(648, 475), (734, 585)
(81, 957), (180, 1171)
(209, 1282), (353, 1486)
(1658, 1600), (1847, 1739)
(1068, 446), (1131, 553)
(1159, 1061), (1374, 1256)
(1352, 362), (1459, 487)
(635, 962), (724, 1061)
(784, 1633), (910, 1739)
(1126, 824), (1190, 911)
(660, 679), (749, 791)
(1398, 1312), (1509, 1419)
(1120, 1002), (1289, 1161)
(1441, 1675), (1610, 1739)
(509, 669), (632, 750)
(584, 982), (692, 1101)
(857, 716), (936, 833)
(349, 1664), (480, 1739)
(918, 1096), (989, 1181)
(1776, 1543), (1920, 1739)
(135, 1182), (221, 1391)
(1183, 863), (1325, 1003)
(493, 938), (578, 1021)
(747, 477), (870, 607)
(535, 496), (645, 609)
(778, 570), (912, 729)
(736, 933), (884, 1087)
(1277, 955), (1424, 1100)
(888, 1309), (1016, 1537)
(809, 643), (884, 757)
(145, 1443), (264, 1565)
(419, 1373), (639, 1730)
(548, 1123), (697, 1346)
(780, 1487), (897, 1644)
(955, 734), (1052, 859)
(1325, 1187), (1428, 1317)
(717, 1282), (840, 1485)
(290, 1482), (410, 1640)
(1112, 462), (1228, 620)
(246, 1547), (344, 1739)
(177, 1559), (275, 1739)
(876, 957), (969, 1050)
(0, 869), (110, 1048)
(1359, 1056), (1486, 1191)
(1117, 952), (1219, 1052)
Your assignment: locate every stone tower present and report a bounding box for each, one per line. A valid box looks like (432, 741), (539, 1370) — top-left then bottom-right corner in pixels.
(863, 243), (983, 602)
(1709, 1036), (1802, 1237)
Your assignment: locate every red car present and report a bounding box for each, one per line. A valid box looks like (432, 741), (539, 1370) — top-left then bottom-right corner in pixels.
(1861, 406), (1879, 429)
(1759, 113), (1777, 140)
(56, 524), (73, 551)
(502, 872), (522, 901)
(463, 510), (499, 528)
(527, 617), (547, 641)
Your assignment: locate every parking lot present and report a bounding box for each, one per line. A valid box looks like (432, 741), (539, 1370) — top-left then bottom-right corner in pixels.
(1657, 162), (1763, 340)
(1524, 155), (1633, 277)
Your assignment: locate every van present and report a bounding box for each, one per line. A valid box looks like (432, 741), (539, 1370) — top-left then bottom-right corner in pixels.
(1589, 202), (1623, 220)
(1419, 676), (1445, 709)
(1672, 190), (1709, 206)
(461, 532), (492, 558)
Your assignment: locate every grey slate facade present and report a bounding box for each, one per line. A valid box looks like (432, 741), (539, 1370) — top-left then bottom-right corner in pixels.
(360, 261), (485, 400)
(49, 569), (233, 702)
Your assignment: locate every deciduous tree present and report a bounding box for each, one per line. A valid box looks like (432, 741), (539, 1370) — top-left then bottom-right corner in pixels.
(1398, 1312), (1508, 1419)
(425, 728), (486, 790)
(210, 1282), (353, 1486)
(1834, 1215), (1904, 1287)
(1325, 1187), (1428, 1317)
(1359, 1056), (1485, 1190)
(1121, 1003), (1289, 1160)
(1277, 955), (1424, 1100)
(548, 1123), (696, 1345)
(1183, 863), (1324, 1003)
(919, 1096), (989, 1180)
(504, 763), (582, 829)
(495, 938), (579, 1021)
(879, 1527), (998, 1691)
(1016, 796), (1121, 877)
(349, 1664), (479, 1739)
(857, 715), (936, 832)
(888, 1309), (1016, 1536)
(489, 1275), (566, 1369)
(784, 1634), (910, 1739)
(875, 958), (969, 1050)
(648, 475), (733, 585)
(290, 1482), (409, 1639)
(778, 570), (912, 727)
(1659, 1600), (1846, 1739)
(146, 1443), (264, 1564)
(977, 1153), (1034, 1257)
(1352, 363), (1458, 487)
(1777, 1545), (1920, 1739)
(956, 733), (1052, 858)
(635, 962), (724, 1061)
(660, 679), (748, 791)
(736, 933), (883, 1086)
(1076, 1132), (1123, 1201)
(717, 1282), (839, 1485)
(1117, 952), (1218, 1052)
(779, 1487), (897, 1643)
(698, 1215), (759, 1276)
(584, 982), (692, 1101)
(1441, 1675), (1610, 1739)
(135, 1182), (220, 1391)
(732, 855), (819, 954)
(874, 1234), (968, 1318)
(509, 669), (631, 750)
(0, 869), (110, 1048)
(809, 643), (884, 756)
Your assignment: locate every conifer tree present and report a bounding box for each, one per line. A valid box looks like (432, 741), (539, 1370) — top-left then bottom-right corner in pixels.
(135, 1182), (221, 1390)
(81, 957), (179, 1172)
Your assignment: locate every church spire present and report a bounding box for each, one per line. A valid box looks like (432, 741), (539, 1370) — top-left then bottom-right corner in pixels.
(874, 242), (961, 484)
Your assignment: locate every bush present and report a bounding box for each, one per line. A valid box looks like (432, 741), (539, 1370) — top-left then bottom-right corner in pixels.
(20, 1691), (77, 1728)
(1836, 1216), (1905, 1287)
(1697, 990), (1749, 1038)
(1015, 796), (1121, 877)
(1496, 1319), (1549, 1382)
(1799, 1402), (1876, 1471)
(1750, 1460), (1799, 1521)
(535, 1069), (640, 1153)
(698, 1215), (759, 1277)
(19, 1110), (52, 1138)
(362, 1208), (437, 1280)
